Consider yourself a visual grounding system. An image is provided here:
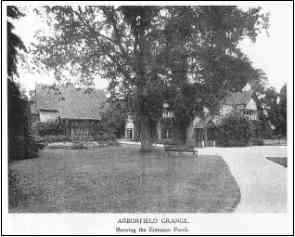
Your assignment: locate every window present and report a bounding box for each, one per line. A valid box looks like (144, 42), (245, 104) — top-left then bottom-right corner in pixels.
(127, 128), (133, 140)
(162, 110), (174, 119)
(162, 128), (171, 139)
(236, 104), (246, 112)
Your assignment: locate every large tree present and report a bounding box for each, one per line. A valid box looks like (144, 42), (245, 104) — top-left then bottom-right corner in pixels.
(160, 6), (269, 142)
(7, 6), (26, 78)
(33, 6), (268, 151)
(7, 6), (38, 160)
(278, 84), (287, 136)
(260, 85), (287, 137)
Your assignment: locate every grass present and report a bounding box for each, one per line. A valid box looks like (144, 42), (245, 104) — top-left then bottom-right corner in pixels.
(9, 145), (240, 213)
(266, 157), (287, 167)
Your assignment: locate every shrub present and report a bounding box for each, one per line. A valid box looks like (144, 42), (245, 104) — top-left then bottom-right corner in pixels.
(9, 169), (23, 208)
(71, 142), (87, 149)
(90, 121), (117, 142)
(159, 138), (183, 145)
(9, 134), (39, 160)
(35, 120), (65, 136)
(36, 134), (69, 144)
(216, 115), (254, 147)
(250, 137), (264, 145)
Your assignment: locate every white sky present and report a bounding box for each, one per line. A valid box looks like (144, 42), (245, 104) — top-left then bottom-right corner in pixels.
(12, 3), (293, 93)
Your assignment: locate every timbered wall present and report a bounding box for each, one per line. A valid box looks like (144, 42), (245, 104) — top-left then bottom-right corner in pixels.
(63, 119), (99, 140)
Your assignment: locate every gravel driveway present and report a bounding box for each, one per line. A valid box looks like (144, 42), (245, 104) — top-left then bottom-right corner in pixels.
(199, 146), (287, 212)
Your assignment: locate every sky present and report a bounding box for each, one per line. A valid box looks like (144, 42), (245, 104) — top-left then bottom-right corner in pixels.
(11, 3), (293, 93)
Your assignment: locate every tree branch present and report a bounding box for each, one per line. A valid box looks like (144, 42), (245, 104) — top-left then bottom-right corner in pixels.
(100, 7), (131, 61)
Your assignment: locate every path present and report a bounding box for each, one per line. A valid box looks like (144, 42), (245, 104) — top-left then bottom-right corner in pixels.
(118, 140), (287, 212)
(199, 146), (287, 212)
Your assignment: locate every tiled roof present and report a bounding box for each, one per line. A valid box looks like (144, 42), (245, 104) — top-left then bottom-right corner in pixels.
(35, 84), (60, 111)
(34, 84), (107, 120)
(193, 90), (254, 128)
(223, 90), (253, 106)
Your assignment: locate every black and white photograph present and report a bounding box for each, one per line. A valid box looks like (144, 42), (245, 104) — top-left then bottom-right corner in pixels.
(2, 1), (293, 235)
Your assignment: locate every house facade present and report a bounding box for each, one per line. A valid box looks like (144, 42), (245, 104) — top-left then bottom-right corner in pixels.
(31, 84), (107, 140)
(186, 90), (258, 146)
(125, 90), (258, 147)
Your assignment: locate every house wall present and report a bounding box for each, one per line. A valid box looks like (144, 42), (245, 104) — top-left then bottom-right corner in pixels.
(64, 119), (98, 140)
(220, 104), (233, 116)
(39, 110), (59, 122)
(123, 95), (259, 144)
(243, 109), (258, 120)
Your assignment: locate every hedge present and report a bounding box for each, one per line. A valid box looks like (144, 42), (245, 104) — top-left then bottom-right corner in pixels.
(216, 115), (254, 147)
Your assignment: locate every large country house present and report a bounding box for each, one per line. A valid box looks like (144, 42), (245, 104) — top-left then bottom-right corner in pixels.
(30, 84), (107, 140)
(125, 90), (258, 146)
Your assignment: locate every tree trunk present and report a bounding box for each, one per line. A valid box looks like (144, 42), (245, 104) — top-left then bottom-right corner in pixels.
(252, 92), (266, 121)
(140, 118), (153, 152)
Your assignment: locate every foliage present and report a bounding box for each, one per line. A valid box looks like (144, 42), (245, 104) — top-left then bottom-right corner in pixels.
(34, 134), (69, 143)
(217, 115), (254, 147)
(260, 85), (287, 137)
(8, 7), (40, 160)
(162, 7), (269, 143)
(249, 63), (286, 138)
(158, 138), (182, 145)
(278, 84), (287, 136)
(71, 142), (87, 150)
(9, 169), (30, 209)
(33, 6), (269, 150)
(7, 6), (26, 78)
(8, 80), (39, 160)
(100, 98), (128, 138)
(90, 121), (116, 142)
(249, 68), (268, 120)
(249, 137), (264, 146)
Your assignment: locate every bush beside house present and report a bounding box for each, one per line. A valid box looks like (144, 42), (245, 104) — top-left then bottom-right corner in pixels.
(216, 115), (254, 147)
(32, 118), (117, 145)
(90, 119), (117, 142)
(33, 120), (65, 136)
(32, 120), (69, 144)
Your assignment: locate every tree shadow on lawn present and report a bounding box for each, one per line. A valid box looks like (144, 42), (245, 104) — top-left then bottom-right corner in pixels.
(9, 147), (241, 213)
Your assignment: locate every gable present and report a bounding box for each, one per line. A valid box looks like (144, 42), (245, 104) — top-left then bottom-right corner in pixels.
(223, 90), (252, 106)
(246, 99), (257, 110)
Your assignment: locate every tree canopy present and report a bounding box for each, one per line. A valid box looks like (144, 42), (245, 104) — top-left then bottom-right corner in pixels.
(7, 6), (26, 78)
(33, 6), (269, 150)
(260, 84), (287, 137)
(7, 6), (39, 160)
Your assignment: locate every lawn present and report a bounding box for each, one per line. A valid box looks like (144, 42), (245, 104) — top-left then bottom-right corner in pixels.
(9, 145), (240, 212)
(266, 157), (287, 167)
